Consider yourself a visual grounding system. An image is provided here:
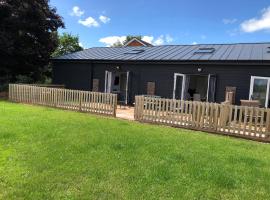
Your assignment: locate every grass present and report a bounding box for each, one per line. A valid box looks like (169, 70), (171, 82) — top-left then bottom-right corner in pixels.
(0, 101), (270, 199)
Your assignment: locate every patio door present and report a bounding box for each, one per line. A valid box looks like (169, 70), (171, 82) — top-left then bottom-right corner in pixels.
(249, 76), (270, 108)
(125, 71), (130, 104)
(173, 73), (186, 100)
(206, 74), (216, 102)
(104, 71), (112, 93)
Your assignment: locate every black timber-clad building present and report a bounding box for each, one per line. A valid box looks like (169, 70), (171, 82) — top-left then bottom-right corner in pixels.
(52, 43), (270, 108)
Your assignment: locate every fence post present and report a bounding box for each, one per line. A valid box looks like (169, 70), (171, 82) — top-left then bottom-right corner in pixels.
(113, 94), (117, 117)
(8, 84), (12, 101)
(134, 96), (143, 121)
(266, 109), (270, 135)
(79, 91), (82, 111)
(140, 96), (144, 121)
(134, 96), (138, 120)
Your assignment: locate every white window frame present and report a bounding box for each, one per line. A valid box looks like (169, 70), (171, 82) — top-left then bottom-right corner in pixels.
(249, 76), (270, 108)
(125, 71), (130, 104)
(206, 74), (211, 102)
(173, 73), (186, 100)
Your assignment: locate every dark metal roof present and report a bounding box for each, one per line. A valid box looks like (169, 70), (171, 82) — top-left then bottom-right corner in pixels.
(54, 43), (270, 61)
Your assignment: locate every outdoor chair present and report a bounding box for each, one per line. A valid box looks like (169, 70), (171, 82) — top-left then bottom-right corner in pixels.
(240, 100), (263, 123)
(193, 94), (201, 102)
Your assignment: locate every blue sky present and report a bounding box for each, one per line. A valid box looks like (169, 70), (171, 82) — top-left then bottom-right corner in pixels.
(50, 0), (270, 48)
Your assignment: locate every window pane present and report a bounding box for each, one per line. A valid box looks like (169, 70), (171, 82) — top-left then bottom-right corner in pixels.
(252, 78), (268, 107)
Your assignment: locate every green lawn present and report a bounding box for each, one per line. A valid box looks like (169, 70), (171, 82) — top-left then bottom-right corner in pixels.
(0, 101), (270, 199)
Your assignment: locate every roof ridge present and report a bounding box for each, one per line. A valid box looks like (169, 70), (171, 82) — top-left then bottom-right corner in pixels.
(84, 42), (270, 49)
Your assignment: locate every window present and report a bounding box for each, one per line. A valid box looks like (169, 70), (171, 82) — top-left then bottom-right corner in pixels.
(124, 49), (145, 55)
(267, 47), (270, 53)
(194, 48), (215, 54)
(249, 76), (270, 107)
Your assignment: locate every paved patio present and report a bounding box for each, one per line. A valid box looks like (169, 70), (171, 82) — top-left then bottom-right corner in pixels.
(116, 106), (134, 120)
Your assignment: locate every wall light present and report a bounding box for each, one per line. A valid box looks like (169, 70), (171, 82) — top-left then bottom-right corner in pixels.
(198, 68), (202, 72)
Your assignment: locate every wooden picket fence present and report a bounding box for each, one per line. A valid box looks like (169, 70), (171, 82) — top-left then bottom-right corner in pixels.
(135, 96), (270, 142)
(9, 84), (117, 117)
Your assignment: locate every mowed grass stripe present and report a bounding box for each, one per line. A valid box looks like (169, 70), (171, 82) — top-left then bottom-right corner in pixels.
(0, 101), (270, 199)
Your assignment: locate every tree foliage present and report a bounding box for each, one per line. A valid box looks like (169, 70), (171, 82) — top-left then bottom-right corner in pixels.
(0, 0), (64, 90)
(124, 35), (142, 44)
(52, 33), (83, 57)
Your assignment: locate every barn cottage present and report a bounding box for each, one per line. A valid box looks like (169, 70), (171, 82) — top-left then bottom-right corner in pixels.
(52, 42), (270, 107)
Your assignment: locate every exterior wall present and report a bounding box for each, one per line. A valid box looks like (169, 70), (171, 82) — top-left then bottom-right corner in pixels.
(52, 61), (92, 90)
(126, 40), (145, 47)
(53, 61), (270, 105)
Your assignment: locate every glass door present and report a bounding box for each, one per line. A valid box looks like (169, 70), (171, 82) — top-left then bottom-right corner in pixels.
(249, 76), (270, 108)
(104, 71), (112, 93)
(173, 73), (186, 100)
(206, 74), (216, 102)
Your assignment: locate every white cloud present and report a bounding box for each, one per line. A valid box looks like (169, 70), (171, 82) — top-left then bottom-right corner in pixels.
(153, 35), (164, 45)
(241, 7), (270, 33)
(142, 36), (154, 44)
(78, 17), (99, 27)
(192, 42), (198, 45)
(70, 6), (84, 17)
(99, 36), (126, 47)
(79, 42), (84, 48)
(99, 15), (111, 24)
(143, 35), (173, 45)
(99, 35), (174, 46)
(165, 35), (174, 43)
(223, 18), (237, 24)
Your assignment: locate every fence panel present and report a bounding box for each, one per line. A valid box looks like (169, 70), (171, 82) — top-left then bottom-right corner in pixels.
(9, 84), (117, 117)
(135, 96), (270, 142)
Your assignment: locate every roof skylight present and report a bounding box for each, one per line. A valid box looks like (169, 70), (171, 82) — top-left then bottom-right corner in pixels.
(194, 48), (215, 54)
(124, 49), (145, 55)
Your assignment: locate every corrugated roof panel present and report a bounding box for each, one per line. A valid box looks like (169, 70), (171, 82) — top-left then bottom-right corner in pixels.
(237, 44), (253, 60)
(163, 46), (190, 60)
(149, 46), (181, 60)
(54, 43), (270, 61)
(98, 47), (134, 60)
(110, 47), (147, 60)
(174, 46), (198, 60)
(226, 44), (243, 60)
(250, 44), (263, 60)
(262, 44), (270, 60)
(100, 47), (129, 60)
(207, 44), (228, 60)
(219, 45), (234, 60)
(132, 46), (162, 60)
(156, 46), (182, 60)
(143, 46), (176, 60)
(204, 45), (222, 60)
(134, 46), (171, 60)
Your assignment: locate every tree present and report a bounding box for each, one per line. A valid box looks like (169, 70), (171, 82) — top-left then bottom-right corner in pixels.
(52, 33), (83, 57)
(0, 0), (64, 90)
(123, 35), (142, 45)
(111, 35), (142, 47)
